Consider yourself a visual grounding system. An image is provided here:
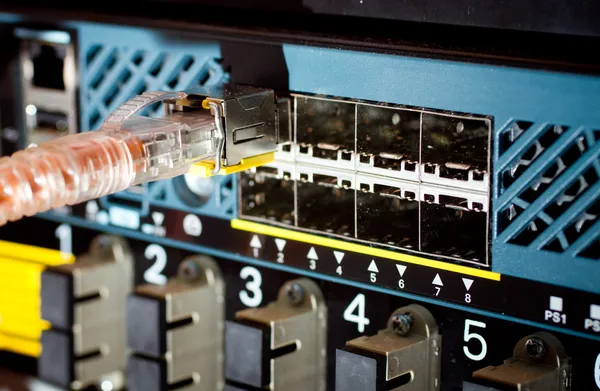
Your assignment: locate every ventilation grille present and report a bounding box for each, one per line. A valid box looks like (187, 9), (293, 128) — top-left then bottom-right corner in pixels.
(497, 121), (599, 259)
(82, 44), (225, 131)
(81, 41), (233, 218)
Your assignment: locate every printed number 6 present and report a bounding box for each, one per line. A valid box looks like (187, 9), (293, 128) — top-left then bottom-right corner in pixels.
(239, 266), (263, 307)
(463, 319), (487, 361)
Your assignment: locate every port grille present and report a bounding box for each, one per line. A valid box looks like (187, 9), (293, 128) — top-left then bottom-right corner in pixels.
(79, 36), (232, 218)
(497, 120), (599, 259)
(82, 45), (224, 131)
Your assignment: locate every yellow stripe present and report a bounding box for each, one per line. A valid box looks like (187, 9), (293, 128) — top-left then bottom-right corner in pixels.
(0, 332), (40, 357)
(0, 314), (48, 340)
(231, 219), (501, 281)
(0, 240), (74, 265)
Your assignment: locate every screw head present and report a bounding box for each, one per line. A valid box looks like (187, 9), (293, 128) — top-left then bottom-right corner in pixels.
(391, 313), (413, 336)
(286, 283), (305, 306)
(179, 260), (201, 281)
(525, 337), (546, 360)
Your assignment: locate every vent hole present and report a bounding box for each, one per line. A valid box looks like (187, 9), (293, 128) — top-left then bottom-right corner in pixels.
(85, 45), (102, 66)
(182, 55), (194, 71)
(149, 54), (166, 77)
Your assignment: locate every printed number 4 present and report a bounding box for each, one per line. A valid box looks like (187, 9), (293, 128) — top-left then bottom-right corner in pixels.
(344, 293), (370, 333)
(144, 244), (167, 285)
(463, 319), (487, 361)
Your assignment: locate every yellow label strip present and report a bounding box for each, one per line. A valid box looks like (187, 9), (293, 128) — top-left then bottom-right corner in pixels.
(0, 240), (74, 265)
(231, 219), (501, 281)
(0, 332), (40, 357)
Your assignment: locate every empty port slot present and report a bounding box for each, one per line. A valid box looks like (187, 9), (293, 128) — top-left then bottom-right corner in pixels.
(374, 156), (402, 170)
(295, 96), (355, 152)
(405, 162), (416, 171)
(312, 147), (338, 160)
(373, 184), (403, 198)
(240, 171), (295, 225)
(421, 202), (487, 262)
(297, 181), (354, 236)
(422, 113), (490, 172)
(472, 171), (484, 181)
(357, 192), (418, 248)
(31, 42), (66, 90)
(424, 164), (435, 174)
(341, 180), (352, 188)
(299, 173), (309, 181)
(439, 195), (470, 210)
(299, 145), (309, 154)
(359, 154), (371, 164)
(424, 194), (435, 203)
(357, 105), (420, 162)
(313, 174), (338, 186)
(360, 183), (370, 192)
(439, 165), (469, 181)
(281, 144), (291, 152)
(405, 191), (416, 200)
(341, 151), (352, 161)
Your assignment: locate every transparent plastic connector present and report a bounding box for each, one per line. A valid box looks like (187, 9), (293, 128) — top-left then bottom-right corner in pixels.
(0, 91), (217, 226)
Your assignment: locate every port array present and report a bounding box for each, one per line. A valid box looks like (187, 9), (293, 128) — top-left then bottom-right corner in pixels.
(240, 94), (492, 265)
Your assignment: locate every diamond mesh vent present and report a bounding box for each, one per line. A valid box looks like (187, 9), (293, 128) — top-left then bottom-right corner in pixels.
(496, 121), (599, 260)
(82, 45), (225, 131)
(80, 40), (232, 218)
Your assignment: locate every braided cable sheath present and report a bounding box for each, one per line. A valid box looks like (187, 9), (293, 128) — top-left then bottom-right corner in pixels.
(0, 130), (143, 226)
(0, 91), (217, 227)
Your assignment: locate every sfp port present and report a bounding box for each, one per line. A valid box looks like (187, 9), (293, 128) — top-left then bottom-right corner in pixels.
(357, 105), (420, 173)
(421, 113), (490, 177)
(240, 168), (295, 225)
(421, 195), (487, 262)
(297, 180), (354, 236)
(357, 186), (419, 248)
(295, 96), (355, 160)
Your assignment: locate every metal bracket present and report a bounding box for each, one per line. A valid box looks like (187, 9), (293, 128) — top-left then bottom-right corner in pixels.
(228, 278), (327, 391)
(40, 235), (134, 390)
(471, 332), (571, 391)
(127, 255), (225, 391)
(340, 304), (441, 391)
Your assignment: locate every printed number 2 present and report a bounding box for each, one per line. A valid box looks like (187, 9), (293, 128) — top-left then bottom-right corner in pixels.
(463, 319), (487, 361)
(343, 293), (371, 333)
(55, 224), (72, 259)
(239, 266), (262, 307)
(144, 244), (167, 285)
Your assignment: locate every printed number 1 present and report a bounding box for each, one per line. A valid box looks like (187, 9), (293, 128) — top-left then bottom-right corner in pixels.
(55, 224), (72, 260)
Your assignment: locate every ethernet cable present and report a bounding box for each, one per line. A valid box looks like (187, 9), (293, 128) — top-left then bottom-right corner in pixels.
(0, 86), (280, 227)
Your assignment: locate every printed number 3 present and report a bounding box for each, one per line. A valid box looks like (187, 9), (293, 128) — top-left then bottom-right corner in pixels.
(463, 319), (487, 361)
(239, 266), (263, 307)
(144, 244), (167, 285)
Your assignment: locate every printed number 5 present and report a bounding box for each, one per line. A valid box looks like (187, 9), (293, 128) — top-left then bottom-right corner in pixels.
(463, 319), (487, 361)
